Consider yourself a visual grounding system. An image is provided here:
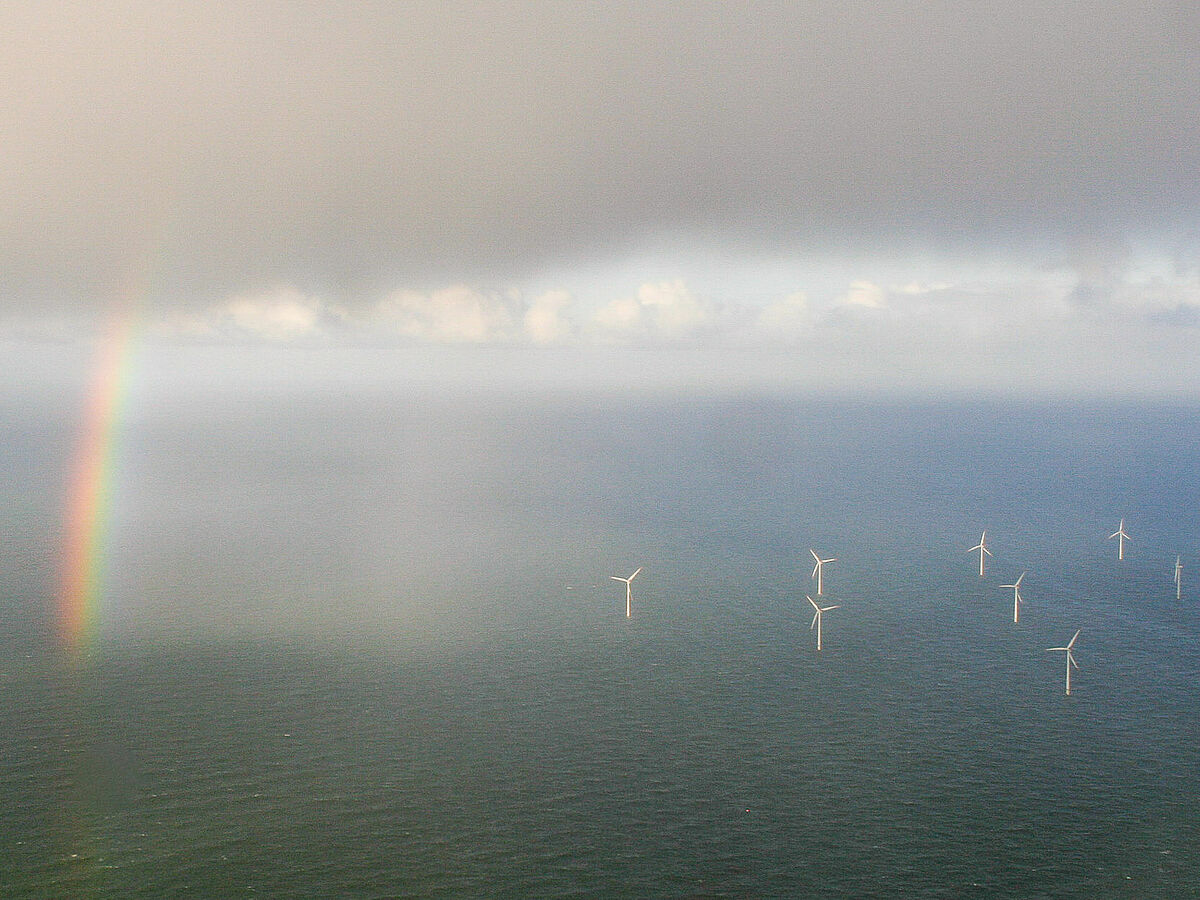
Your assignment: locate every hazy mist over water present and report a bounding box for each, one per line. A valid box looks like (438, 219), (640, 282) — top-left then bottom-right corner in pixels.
(3, 362), (1200, 896)
(6, 359), (1200, 646)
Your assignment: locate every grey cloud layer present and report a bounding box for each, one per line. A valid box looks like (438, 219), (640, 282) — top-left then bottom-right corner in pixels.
(3, 1), (1198, 309)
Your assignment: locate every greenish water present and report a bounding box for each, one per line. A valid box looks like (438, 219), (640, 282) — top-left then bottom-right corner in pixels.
(2, 395), (1199, 897)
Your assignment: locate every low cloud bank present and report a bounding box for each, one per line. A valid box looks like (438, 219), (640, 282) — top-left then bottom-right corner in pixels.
(5, 264), (1199, 397)
(132, 266), (1200, 352)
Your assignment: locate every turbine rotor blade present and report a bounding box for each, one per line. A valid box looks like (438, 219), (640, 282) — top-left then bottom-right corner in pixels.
(629, 567), (643, 580)
(807, 595), (820, 611)
(1068, 629), (1081, 648)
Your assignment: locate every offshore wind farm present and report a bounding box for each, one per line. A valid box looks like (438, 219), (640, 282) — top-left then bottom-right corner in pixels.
(3, 389), (1200, 898)
(4, 3), (1200, 898)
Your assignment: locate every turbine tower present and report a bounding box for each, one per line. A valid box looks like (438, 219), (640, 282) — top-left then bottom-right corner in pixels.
(806, 595), (840, 651)
(968, 532), (992, 577)
(1046, 629), (1081, 696)
(1001, 572), (1025, 623)
(1175, 556), (1183, 600)
(610, 567), (642, 618)
(810, 549), (836, 596)
(1109, 519), (1130, 561)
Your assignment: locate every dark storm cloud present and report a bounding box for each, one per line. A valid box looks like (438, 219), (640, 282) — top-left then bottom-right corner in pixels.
(1, 1), (1197, 310)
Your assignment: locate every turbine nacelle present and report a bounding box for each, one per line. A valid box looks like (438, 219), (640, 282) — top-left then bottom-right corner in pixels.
(1109, 519), (1130, 560)
(1001, 572), (1026, 622)
(1000, 571), (1025, 591)
(968, 531), (992, 576)
(967, 531), (992, 553)
(609, 566), (642, 586)
(809, 549), (836, 595)
(1000, 572), (1026, 600)
(805, 594), (840, 650)
(610, 567), (642, 618)
(1046, 629), (1081, 694)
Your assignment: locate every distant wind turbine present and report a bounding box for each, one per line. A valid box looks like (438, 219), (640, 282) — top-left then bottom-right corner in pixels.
(1175, 556), (1183, 600)
(1046, 629), (1081, 696)
(610, 567), (642, 618)
(1109, 519), (1130, 561)
(1001, 572), (1026, 623)
(968, 532), (992, 577)
(806, 595), (840, 651)
(810, 549), (836, 596)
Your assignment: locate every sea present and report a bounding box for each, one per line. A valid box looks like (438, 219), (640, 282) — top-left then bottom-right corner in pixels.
(2, 366), (1199, 898)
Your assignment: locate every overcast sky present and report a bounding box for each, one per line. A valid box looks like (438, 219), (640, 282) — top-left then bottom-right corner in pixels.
(3, 1), (1199, 393)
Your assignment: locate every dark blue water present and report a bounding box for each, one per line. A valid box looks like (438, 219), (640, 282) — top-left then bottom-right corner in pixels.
(2, 391), (1199, 897)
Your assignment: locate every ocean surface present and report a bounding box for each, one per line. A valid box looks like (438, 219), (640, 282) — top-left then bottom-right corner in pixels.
(3, 384), (1200, 897)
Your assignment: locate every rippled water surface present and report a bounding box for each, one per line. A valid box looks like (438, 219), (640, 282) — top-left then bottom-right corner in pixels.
(3, 394), (1199, 897)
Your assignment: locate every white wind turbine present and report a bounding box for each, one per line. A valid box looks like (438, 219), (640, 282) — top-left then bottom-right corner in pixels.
(806, 595), (840, 651)
(810, 549), (836, 596)
(1001, 572), (1026, 623)
(1046, 629), (1081, 696)
(968, 532), (992, 577)
(1109, 519), (1130, 560)
(1175, 556), (1183, 600)
(610, 567), (642, 618)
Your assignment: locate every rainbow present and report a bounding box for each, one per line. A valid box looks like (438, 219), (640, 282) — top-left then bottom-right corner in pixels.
(58, 300), (142, 657)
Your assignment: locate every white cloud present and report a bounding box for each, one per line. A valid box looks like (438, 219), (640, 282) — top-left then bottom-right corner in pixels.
(216, 287), (334, 341)
(523, 290), (574, 344)
(838, 280), (887, 309)
(106, 259), (1200, 381)
(637, 279), (709, 335)
(9, 255), (1200, 396)
(591, 279), (710, 341)
(592, 295), (644, 336)
(376, 285), (516, 344)
(893, 281), (953, 296)
(751, 291), (812, 341)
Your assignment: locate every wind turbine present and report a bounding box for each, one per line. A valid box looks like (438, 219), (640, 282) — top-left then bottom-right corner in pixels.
(1001, 572), (1025, 623)
(968, 532), (992, 577)
(1046, 629), (1081, 696)
(1109, 519), (1130, 560)
(810, 549), (836, 596)
(806, 595), (840, 651)
(1175, 556), (1183, 600)
(610, 567), (642, 618)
